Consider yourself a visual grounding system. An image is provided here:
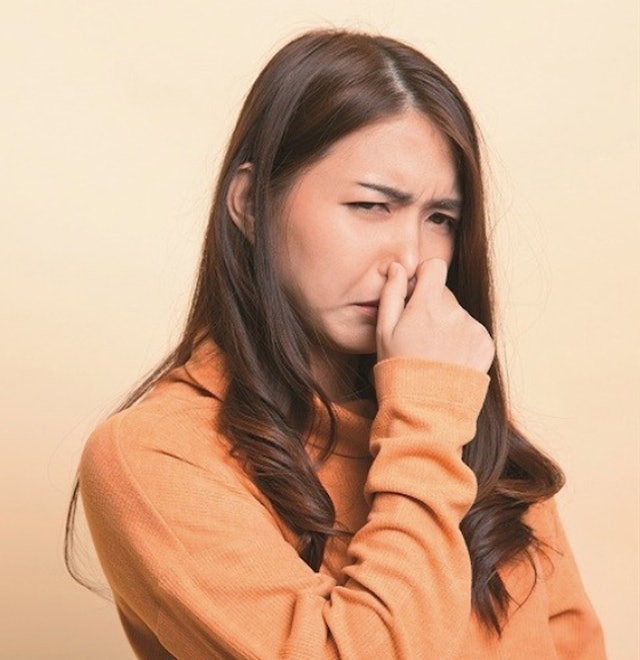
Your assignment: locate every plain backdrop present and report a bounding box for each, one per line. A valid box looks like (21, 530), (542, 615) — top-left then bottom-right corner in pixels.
(2, 1), (638, 658)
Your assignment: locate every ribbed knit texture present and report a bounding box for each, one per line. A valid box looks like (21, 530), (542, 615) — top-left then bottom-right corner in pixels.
(80, 340), (605, 659)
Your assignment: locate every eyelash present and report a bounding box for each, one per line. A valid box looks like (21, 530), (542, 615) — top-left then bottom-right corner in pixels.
(348, 202), (389, 212)
(429, 212), (459, 230)
(348, 203), (459, 229)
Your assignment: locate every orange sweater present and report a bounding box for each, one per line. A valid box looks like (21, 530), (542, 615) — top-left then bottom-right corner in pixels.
(80, 339), (605, 659)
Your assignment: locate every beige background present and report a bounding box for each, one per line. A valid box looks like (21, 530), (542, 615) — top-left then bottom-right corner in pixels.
(2, 1), (638, 658)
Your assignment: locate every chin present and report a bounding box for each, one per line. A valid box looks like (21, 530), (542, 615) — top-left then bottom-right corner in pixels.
(322, 329), (377, 357)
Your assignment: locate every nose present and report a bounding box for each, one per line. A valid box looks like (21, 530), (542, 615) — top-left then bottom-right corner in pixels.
(386, 223), (421, 282)
(405, 275), (417, 300)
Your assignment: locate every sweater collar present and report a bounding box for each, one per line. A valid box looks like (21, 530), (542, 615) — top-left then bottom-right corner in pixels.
(181, 335), (229, 400)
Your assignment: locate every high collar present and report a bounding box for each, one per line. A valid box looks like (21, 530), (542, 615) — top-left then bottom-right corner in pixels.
(181, 336), (230, 400)
(177, 336), (372, 459)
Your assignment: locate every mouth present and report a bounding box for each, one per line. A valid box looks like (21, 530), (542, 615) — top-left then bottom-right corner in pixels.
(354, 300), (379, 309)
(354, 293), (412, 316)
(354, 301), (379, 320)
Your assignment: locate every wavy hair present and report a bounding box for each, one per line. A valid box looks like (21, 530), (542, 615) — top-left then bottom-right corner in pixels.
(66, 29), (564, 634)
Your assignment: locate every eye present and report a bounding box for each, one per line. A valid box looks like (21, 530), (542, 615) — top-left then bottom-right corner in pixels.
(347, 201), (390, 213)
(428, 212), (459, 231)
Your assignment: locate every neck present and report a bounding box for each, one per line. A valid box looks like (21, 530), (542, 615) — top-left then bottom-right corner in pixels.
(309, 349), (362, 403)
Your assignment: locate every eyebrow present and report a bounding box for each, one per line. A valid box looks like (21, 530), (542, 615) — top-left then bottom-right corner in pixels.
(356, 181), (462, 212)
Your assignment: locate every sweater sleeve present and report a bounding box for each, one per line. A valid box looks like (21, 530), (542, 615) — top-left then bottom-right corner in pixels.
(527, 499), (607, 659)
(79, 358), (488, 659)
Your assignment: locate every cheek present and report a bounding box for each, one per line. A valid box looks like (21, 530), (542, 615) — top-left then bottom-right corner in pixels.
(282, 212), (368, 296)
(422, 231), (456, 265)
(276, 225), (346, 305)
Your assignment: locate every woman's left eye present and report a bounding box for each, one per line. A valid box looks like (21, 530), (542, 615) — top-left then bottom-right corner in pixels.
(428, 213), (458, 230)
(347, 202), (389, 212)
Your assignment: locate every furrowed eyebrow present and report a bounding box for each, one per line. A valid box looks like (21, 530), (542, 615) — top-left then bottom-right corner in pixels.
(431, 198), (462, 212)
(355, 181), (461, 212)
(355, 182), (413, 203)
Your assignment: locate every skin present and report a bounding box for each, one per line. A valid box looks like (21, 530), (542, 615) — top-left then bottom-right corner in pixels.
(228, 110), (494, 400)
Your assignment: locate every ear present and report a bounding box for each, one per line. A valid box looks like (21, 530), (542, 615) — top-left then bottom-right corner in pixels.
(226, 163), (255, 241)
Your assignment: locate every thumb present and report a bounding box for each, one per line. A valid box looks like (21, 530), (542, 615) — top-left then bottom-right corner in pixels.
(406, 258), (449, 311)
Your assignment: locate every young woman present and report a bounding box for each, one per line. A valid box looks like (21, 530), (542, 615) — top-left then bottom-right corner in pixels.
(67, 29), (606, 658)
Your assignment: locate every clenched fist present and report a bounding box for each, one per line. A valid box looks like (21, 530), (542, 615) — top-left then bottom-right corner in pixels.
(376, 259), (495, 373)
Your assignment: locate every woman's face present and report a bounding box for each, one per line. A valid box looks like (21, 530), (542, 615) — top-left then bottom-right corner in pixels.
(276, 109), (460, 358)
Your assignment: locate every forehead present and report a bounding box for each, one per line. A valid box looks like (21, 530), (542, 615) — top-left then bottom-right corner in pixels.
(297, 110), (459, 196)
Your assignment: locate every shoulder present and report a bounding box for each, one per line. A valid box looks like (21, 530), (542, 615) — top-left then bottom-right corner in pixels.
(79, 370), (259, 510)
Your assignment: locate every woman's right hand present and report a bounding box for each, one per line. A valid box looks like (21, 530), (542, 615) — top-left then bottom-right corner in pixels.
(376, 259), (495, 373)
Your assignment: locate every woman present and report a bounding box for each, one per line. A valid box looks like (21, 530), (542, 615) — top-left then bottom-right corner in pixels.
(67, 29), (606, 658)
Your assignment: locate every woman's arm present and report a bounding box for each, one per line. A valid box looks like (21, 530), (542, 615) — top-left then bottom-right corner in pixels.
(80, 359), (488, 659)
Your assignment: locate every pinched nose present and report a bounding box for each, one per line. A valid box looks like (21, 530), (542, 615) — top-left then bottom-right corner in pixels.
(405, 275), (417, 301)
(392, 242), (420, 284)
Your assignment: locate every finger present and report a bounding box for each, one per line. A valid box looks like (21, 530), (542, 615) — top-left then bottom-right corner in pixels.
(405, 258), (448, 310)
(377, 262), (408, 339)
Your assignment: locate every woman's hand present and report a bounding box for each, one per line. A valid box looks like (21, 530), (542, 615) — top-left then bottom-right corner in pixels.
(376, 259), (495, 373)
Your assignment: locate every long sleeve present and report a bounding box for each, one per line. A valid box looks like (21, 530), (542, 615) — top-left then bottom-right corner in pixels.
(79, 358), (489, 659)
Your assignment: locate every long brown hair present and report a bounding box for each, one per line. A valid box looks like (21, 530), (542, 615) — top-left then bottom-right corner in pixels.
(66, 29), (564, 634)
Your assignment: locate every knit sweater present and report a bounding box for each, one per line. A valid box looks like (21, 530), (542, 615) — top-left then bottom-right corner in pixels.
(80, 338), (605, 659)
